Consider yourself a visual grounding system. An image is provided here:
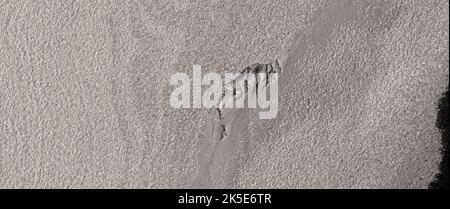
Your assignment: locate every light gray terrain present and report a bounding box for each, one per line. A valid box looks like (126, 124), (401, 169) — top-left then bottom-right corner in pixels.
(0, 0), (448, 188)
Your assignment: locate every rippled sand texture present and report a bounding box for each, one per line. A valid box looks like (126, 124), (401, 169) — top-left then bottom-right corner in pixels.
(0, 1), (448, 188)
(238, 0), (448, 188)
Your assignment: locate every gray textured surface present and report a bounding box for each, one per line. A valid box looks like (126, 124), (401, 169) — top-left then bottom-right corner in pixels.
(0, 0), (448, 188)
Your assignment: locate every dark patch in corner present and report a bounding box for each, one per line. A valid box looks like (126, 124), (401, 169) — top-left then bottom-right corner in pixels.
(429, 87), (449, 189)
